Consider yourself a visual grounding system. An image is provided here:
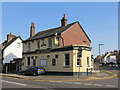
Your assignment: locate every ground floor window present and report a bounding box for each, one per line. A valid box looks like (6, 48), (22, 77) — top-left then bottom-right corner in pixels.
(27, 57), (30, 66)
(33, 60), (36, 66)
(64, 53), (70, 66)
(52, 59), (56, 66)
(87, 57), (90, 67)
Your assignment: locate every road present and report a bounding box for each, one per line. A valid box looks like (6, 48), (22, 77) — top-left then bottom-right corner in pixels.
(1, 67), (119, 89)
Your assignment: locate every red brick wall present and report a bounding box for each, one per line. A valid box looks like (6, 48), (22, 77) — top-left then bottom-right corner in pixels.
(61, 22), (91, 46)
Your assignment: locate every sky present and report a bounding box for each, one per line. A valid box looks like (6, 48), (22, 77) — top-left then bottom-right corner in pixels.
(2, 2), (118, 57)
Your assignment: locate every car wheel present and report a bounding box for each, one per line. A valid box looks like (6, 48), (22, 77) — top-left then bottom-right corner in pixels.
(33, 73), (36, 76)
(22, 72), (25, 75)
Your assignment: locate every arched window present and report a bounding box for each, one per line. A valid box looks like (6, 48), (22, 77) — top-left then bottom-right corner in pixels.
(52, 59), (56, 66)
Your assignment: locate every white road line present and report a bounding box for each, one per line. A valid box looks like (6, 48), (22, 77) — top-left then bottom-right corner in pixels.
(63, 81), (71, 84)
(106, 85), (115, 87)
(73, 82), (82, 84)
(2, 80), (27, 86)
(55, 81), (63, 83)
(83, 83), (92, 86)
(93, 84), (103, 86)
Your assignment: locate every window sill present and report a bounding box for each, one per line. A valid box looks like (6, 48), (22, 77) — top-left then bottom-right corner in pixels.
(63, 66), (70, 68)
(77, 65), (82, 67)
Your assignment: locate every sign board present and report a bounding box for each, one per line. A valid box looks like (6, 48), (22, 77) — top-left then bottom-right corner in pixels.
(40, 60), (47, 66)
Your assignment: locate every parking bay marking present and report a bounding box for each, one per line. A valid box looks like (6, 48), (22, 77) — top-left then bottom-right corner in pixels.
(2, 80), (27, 86)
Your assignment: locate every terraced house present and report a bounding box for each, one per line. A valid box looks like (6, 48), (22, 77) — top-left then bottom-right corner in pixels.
(22, 14), (92, 75)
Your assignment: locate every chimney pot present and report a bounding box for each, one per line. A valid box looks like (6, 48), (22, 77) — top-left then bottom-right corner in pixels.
(7, 33), (16, 41)
(64, 14), (66, 19)
(30, 22), (35, 37)
(31, 22), (35, 27)
(61, 14), (67, 26)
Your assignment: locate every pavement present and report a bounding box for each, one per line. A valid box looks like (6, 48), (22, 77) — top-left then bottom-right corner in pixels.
(0, 70), (118, 81)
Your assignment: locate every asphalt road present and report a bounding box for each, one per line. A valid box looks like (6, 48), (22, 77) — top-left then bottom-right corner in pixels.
(1, 69), (119, 89)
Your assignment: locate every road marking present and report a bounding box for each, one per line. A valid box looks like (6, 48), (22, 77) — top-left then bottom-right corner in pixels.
(55, 81), (63, 83)
(2, 80), (27, 86)
(83, 83), (92, 85)
(93, 84), (103, 86)
(1, 70), (118, 82)
(106, 85), (115, 87)
(73, 82), (82, 84)
(49, 81), (56, 82)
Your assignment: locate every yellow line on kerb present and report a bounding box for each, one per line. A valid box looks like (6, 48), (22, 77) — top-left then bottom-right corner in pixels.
(1, 70), (118, 82)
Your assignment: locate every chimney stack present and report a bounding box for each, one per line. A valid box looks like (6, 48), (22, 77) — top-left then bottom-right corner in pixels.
(30, 22), (35, 37)
(61, 14), (67, 27)
(7, 33), (16, 42)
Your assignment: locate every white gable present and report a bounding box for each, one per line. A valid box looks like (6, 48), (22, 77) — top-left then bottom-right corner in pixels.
(3, 38), (23, 63)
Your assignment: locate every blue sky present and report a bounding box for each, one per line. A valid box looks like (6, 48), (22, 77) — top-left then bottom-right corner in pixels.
(2, 2), (118, 57)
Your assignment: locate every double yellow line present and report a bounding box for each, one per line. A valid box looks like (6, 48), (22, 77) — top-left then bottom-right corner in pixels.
(1, 70), (118, 82)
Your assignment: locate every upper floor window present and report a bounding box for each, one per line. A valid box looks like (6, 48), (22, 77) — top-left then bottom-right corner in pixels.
(28, 42), (30, 51)
(48, 38), (52, 48)
(37, 40), (40, 49)
(83, 41), (86, 45)
(55, 54), (58, 58)
(54, 37), (59, 46)
(41, 39), (46, 46)
(64, 53), (70, 66)
(17, 42), (20, 48)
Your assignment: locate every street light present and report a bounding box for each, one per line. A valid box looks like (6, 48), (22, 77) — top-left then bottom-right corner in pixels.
(98, 44), (104, 72)
(99, 44), (104, 56)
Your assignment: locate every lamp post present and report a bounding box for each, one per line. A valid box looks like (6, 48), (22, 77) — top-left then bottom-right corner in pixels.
(99, 44), (104, 56)
(98, 44), (104, 72)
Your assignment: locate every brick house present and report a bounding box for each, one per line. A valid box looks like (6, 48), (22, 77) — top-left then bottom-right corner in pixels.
(22, 14), (92, 75)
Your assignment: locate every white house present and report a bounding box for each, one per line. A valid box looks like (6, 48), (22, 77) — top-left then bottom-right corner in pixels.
(0, 33), (23, 73)
(102, 51), (118, 65)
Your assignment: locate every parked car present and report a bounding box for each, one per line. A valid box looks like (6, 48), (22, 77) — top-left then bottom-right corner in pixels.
(21, 66), (45, 76)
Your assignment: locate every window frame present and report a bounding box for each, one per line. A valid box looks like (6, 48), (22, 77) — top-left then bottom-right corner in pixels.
(48, 38), (52, 48)
(37, 40), (40, 49)
(28, 42), (30, 51)
(64, 53), (70, 67)
(52, 58), (56, 66)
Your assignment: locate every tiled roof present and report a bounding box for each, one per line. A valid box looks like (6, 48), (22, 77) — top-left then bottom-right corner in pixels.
(24, 22), (77, 42)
